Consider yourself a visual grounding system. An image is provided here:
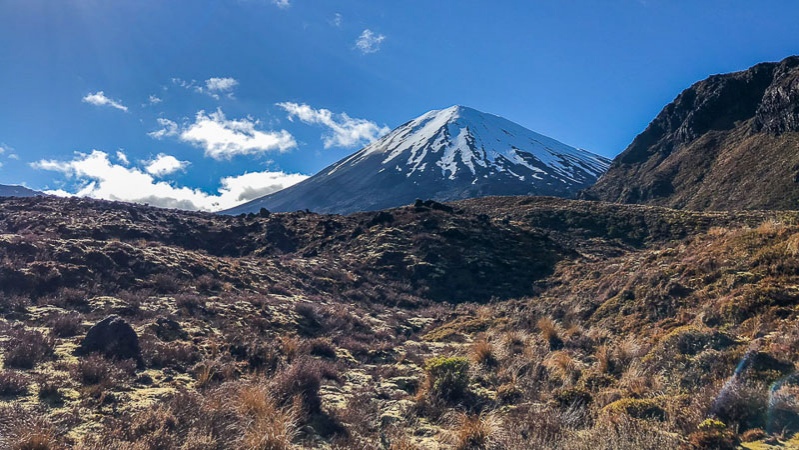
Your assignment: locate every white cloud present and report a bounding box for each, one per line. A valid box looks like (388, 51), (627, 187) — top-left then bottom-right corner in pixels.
(148, 95), (162, 104)
(206, 77), (238, 92)
(116, 151), (130, 165)
(331, 13), (343, 27)
(0, 144), (18, 161)
(82, 91), (128, 111)
(355, 29), (385, 54)
(145, 154), (189, 177)
(219, 170), (307, 203)
(172, 78), (193, 89)
(277, 102), (389, 149)
(148, 118), (180, 139)
(31, 150), (307, 211)
(172, 77), (238, 99)
(180, 109), (296, 160)
(272, 0), (290, 8)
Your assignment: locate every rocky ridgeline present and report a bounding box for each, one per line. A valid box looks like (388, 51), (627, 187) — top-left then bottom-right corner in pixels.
(585, 56), (799, 210)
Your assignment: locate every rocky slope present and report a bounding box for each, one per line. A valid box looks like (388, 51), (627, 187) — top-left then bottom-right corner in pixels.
(583, 56), (799, 210)
(225, 106), (610, 215)
(2, 195), (799, 448)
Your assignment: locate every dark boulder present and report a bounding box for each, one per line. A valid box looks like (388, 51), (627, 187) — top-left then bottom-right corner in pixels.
(76, 315), (143, 367)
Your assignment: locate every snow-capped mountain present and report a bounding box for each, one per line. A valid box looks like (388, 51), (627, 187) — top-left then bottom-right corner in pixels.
(224, 105), (611, 215)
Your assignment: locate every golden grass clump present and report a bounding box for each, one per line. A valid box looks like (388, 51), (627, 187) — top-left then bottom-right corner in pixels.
(446, 412), (504, 450)
(470, 338), (497, 367)
(236, 384), (299, 450)
(543, 351), (582, 385)
(755, 218), (785, 236)
(537, 317), (563, 349)
(785, 232), (799, 256)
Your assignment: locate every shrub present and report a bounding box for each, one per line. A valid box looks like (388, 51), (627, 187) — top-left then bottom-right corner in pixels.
(0, 406), (60, 450)
(307, 338), (337, 359)
(686, 419), (739, 450)
(228, 338), (281, 372)
(36, 377), (63, 404)
(711, 382), (768, 430)
(195, 273), (223, 294)
(151, 273), (181, 294)
(423, 356), (470, 402)
(140, 337), (199, 370)
(604, 398), (667, 421)
(72, 354), (135, 387)
(192, 360), (240, 388)
(175, 293), (205, 313)
(388, 436), (421, 450)
(0, 371), (29, 396)
(553, 387), (592, 408)
(740, 428), (766, 442)
(497, 382), (523, 405)
(75, 384), (294, 449)
(660, 326), (736, 357)
(2, 327), (55, 369)
(270, 357), (324, 414)
(49, 312), (83, 338)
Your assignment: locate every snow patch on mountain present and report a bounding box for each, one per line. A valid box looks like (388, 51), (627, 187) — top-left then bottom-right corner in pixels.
(332, 105), (608, 184)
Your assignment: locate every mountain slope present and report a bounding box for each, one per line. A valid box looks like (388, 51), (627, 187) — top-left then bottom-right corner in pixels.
(583, 56), (799, 210)
(224, 106), (610, 215)
(0, 184), (41, 197)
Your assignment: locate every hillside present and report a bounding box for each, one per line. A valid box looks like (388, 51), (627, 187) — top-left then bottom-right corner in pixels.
(584, 56), (799, 210)
(1, 196), (798, 448)
(0, 184), (41, 198)
(224, 106), (610, 215)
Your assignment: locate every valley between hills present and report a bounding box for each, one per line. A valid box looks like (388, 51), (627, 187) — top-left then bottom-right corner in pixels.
(1, 195), (799, 449)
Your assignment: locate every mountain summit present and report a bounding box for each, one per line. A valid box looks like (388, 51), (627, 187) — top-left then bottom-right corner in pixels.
(224, 105), (610, 215)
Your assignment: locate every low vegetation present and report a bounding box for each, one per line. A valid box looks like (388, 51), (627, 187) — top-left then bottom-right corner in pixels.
(0, 195), (797, 448)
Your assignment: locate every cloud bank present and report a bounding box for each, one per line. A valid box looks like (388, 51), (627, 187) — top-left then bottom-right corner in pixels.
(32, 150), (307, 211)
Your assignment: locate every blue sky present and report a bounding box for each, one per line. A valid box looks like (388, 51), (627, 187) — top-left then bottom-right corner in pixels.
(1, 0), (797, 210)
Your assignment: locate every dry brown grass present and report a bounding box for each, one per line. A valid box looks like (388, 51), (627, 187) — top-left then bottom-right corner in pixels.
(785, 232), (799, 256)
(446, 412), (504, 450)
(236, 384), (299, 450)
(470, 338), (497, 367)
(0, 409), (60, 450)
(388, 436), (421, 450)
(755, 219), (785, 236)
(595, 345), (611, 374)
(543, 351), (582, 385)
(537, 317), (559, 342)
